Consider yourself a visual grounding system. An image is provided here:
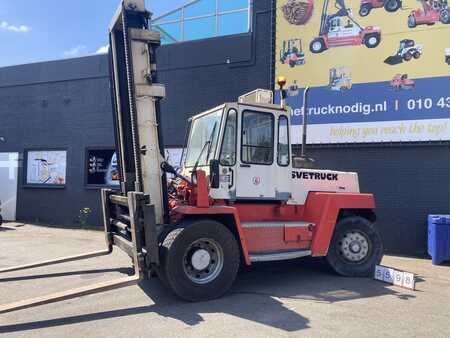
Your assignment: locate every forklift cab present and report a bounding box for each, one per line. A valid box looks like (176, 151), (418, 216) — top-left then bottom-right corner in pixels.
(181, 101), (292, 201)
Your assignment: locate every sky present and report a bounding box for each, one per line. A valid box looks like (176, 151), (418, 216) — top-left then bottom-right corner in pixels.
(0, 0), (187, 67)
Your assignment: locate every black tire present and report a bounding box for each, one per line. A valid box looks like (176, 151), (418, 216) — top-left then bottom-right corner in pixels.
(440, 9), (450, 24)
(413, 51), (421, 59)
(408, 15), (417, 28)
(404, 52), (412, 61)
(326, 216), (384, 277)
(289, 59), (296, 68)
(159, 219), (240, 302)
(310, 38), (326, 54)
(0, 214), (2, 227)
(359, 4), (372, 17)
(364, 33), (381, 48)
(384, 0), (401, 12)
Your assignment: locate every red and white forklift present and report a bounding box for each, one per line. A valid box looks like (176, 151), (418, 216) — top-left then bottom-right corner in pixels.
(0, 0), (384, 313)
(408, 0), (450, 27)
(310, 0), (382, 53)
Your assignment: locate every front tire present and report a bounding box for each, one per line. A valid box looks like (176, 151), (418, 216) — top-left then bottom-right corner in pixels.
(364, 33), (381, 48)
(326, 216), (383, 277)
(440, 9), (450, 24)
(384, 0), (401, 12)
(408, 15), (417, 28)
(159, 220), (240, 301)
(359, 4), (372, 17)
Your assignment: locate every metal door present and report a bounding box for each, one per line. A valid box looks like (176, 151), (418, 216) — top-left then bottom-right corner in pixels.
(236, 110), (276, 199)
(0, 153), (19, 221)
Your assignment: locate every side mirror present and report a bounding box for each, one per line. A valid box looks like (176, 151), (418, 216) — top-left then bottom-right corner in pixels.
(209, 159), (220, 189)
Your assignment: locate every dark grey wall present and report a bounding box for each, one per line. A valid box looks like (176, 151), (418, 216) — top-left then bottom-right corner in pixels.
(295, 144), (450, 256)
(0, 55), (114, 226)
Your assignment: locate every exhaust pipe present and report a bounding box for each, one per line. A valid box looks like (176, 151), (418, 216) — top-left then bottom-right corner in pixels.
(301, 86), (310, 158)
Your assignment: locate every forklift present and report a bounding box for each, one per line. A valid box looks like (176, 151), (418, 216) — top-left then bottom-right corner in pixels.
(280, 39), (306, 67)
(329, 66), (352, 91)
(0, 0), (383, 314)
(310, 0), (382, 54)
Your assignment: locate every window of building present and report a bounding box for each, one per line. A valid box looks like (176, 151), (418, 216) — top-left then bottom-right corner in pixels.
(277, 116), (290, 166)
(241, 111), (274, 165)
(152, 0), (251, 45)
(220, 109), (237, 166)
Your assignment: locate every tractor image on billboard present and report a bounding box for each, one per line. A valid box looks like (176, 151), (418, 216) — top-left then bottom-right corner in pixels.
(408, 0), (450, 27)
(359, 0), (402, 16)
(310, 0), (382, 54)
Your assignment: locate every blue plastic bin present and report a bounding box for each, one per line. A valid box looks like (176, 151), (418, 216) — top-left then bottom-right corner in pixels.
(428, 215), (450, 265)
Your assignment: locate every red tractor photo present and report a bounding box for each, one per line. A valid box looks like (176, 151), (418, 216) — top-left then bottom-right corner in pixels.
(310, 0), (382, 54)
(359, 0), (402, 17)
(408, 0), (450, 27)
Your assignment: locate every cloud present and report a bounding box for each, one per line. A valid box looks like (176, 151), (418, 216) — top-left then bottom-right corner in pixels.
(63, 45), (87, 57)
(0, 21), (30, 33)
(96, 45), (109, 54)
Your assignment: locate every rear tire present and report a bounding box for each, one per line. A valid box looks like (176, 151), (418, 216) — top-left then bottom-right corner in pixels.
(326, 216), (383, 277)
(0, 214), (3, 227)
(159, 220), (240, 301)
(413, 51), (421, 59)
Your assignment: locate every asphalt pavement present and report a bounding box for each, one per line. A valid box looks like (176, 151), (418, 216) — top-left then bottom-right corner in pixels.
(1, 223), (449, 337)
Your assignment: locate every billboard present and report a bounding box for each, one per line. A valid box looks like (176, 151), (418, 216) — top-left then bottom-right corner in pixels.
(275, 0), (450, 144)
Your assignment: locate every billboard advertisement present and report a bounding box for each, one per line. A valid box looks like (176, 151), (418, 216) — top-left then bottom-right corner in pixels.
(276, 0), (450, 144)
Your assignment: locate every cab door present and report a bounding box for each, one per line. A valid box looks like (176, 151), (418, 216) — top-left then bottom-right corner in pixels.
(236, 109), (277, 199)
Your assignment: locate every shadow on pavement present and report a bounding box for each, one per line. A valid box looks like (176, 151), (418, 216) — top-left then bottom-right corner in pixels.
(0, 268), (133, 283)
(0, 258), (415, 334)
(0, 226), (15, 232)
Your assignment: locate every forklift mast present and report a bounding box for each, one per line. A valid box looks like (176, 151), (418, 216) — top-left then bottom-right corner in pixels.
(109, 0), (168, 224)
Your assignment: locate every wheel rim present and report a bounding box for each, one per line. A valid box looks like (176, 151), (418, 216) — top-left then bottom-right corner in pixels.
(183, 238), (224, 285)
(312, 41), (322, 52)
(368, 36), (377, 46)
(360, 6), (369, 16)
(339, 230), (370, 263)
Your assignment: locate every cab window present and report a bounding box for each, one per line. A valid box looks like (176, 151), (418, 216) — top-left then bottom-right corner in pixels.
(220, 109), (237, 166)
(241, 111), (274, 165)
(277, 116), (290, 166)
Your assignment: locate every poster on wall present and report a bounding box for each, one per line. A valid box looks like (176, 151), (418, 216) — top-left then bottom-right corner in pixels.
(26, 150), (67, 185)
(86, 149), (120, 186)
(276, 0), (450, 144)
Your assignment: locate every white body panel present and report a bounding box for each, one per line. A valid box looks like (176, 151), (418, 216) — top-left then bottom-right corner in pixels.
(289, 168), (360, 205)
(0, 153), (18, 221)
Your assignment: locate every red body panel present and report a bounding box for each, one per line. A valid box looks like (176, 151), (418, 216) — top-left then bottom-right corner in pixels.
(361, 0), (384, 8)
(323, 27), (380, 49)
(412, 8), (440, 23)
(171, 192), (375, 265)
